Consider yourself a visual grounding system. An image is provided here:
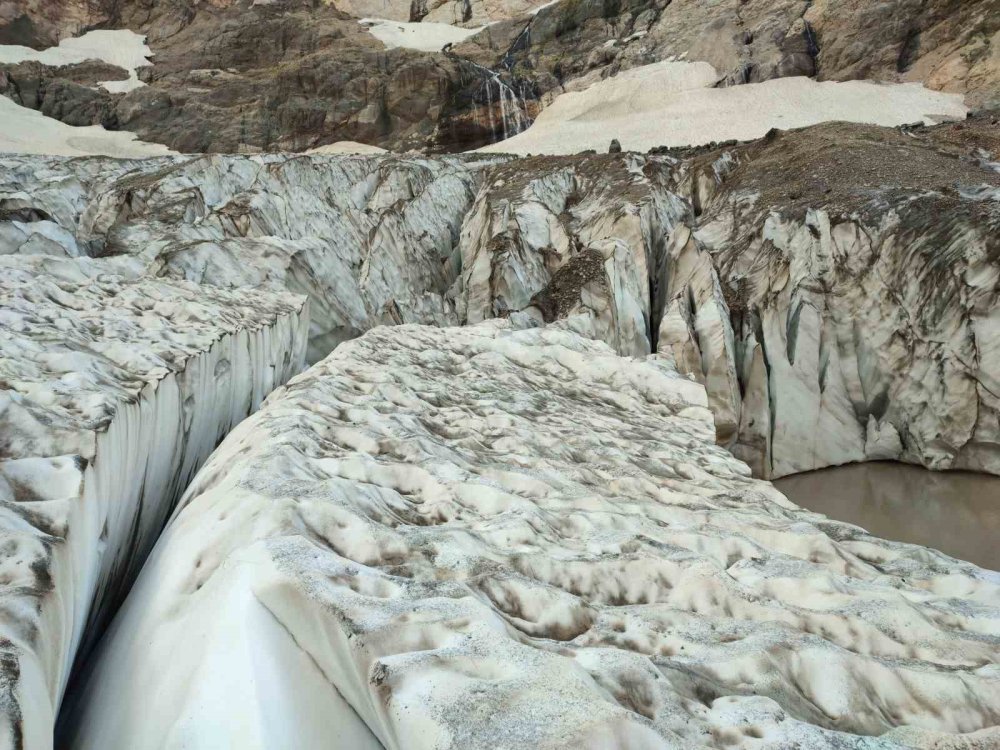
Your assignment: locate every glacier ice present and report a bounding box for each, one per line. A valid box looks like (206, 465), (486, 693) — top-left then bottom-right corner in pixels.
(62, 322), (1000, 750)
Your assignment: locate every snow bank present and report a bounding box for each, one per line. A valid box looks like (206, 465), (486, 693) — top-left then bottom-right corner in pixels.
(63, 322), (1000, 749)
(0, 29), (153, 93)
(478, 61), (969, 154)
(0, 97), (174, 157)
(0, 256), (308, 748)
(306, 141), (389, 155)
(359, 18), (484, 52)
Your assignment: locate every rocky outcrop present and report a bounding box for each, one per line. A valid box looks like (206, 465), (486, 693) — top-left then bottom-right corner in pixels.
(0, 255), (307, 748)
(0, 152), (495, 362)
(660, 117), (1000, 478)
(0, 1), (491, 153)
(3, 0), (994, 154)
(458, 0), (999, 114)
(450, 153), (688, 356)
(805, 0), (1000, 110)
(62, 322), (1000, 749)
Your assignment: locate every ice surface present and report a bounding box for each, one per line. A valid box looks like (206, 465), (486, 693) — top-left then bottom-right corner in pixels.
(63, 322), (1000, 750)
(0, 152), (495, 362)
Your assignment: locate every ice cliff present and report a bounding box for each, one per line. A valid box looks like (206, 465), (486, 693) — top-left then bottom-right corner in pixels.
(660, 121), (1000, 477)
(62, 322), (1000, 749)
(0, 256), (307, 748)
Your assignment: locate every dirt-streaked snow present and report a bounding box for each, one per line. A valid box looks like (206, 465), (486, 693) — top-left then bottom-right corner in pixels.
(306, 140), (389, 155)
(478, 61), (969, 154)
(359, 18), (484, 51)
(0, 29), (153, 93)
(0, 96), (174, 157)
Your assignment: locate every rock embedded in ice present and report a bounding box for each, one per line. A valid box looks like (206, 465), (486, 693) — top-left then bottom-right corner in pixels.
(64, 322), (1000, 750)
(0, 256), (308, 749)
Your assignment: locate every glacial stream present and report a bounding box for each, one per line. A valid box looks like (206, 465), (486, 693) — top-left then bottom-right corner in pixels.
(775, 462), (1000, 571)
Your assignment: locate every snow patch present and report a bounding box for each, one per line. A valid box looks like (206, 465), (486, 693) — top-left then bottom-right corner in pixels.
(0, 29), (154, 94)
(305, 140), (389, 155)
(359, 18), (484, 52)
(477, 61), (969, 154)
(0, 96), (174, 157)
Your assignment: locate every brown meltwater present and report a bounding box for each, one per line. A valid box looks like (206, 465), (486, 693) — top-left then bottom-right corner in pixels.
(774, 462), (1000, 571)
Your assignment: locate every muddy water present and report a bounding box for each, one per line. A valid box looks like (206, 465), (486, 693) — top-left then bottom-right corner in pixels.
(775, 462), (1000, 571)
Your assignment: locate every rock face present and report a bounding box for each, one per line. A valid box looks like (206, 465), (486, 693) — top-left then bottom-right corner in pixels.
(62, 322), (1000, 749)
(658, 117), (1000, 478)
(456, 0), (999, 119)
(805, 0), (1000, 110)
(0, 152), (494, 362)
(0, 255), (308, 748)
(1, 0), (995, 154)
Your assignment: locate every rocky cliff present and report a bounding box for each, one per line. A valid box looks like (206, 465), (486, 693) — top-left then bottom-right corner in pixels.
(1, 0), (996, 153)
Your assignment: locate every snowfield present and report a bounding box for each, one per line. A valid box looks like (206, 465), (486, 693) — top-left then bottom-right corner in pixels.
(0, 96), (174, 157)
(478, 61), (969, 154)
(359, 18), (485, 52)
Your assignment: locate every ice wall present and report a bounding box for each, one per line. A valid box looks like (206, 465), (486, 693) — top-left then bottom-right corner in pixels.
(0, 257), (308, 749)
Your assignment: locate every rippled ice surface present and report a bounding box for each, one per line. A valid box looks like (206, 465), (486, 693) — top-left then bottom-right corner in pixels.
(776, 462), (1000, 570)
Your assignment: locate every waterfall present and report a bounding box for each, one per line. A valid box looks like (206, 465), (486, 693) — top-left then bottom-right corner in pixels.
(466, 60), (530, 142)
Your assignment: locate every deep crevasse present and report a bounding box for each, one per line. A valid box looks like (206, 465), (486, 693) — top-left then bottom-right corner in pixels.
(0, 265), (309, 749)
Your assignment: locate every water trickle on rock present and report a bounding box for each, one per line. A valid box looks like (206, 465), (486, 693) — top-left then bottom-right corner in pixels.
(468, 60), (531, 142)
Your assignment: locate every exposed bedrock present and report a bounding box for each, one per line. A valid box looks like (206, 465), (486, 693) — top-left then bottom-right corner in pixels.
(0, 256), (308, 749)
(659, 118), (1000, 478)
(2, 0), (996, 154)
(62, 322), (1000, 749)
(0, 152), (496, 363)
